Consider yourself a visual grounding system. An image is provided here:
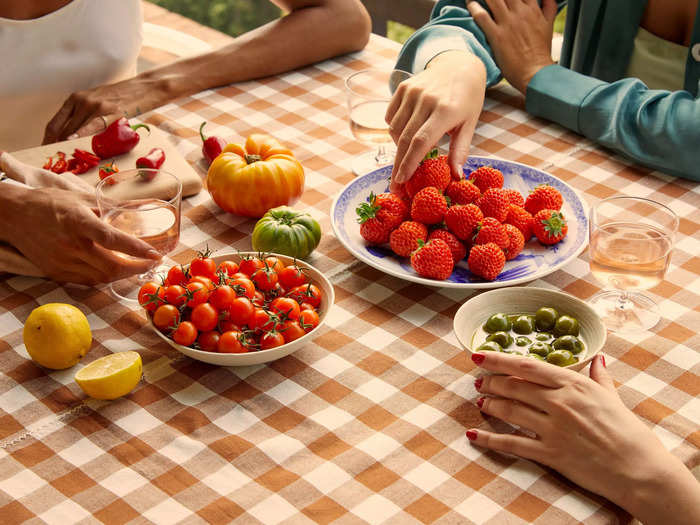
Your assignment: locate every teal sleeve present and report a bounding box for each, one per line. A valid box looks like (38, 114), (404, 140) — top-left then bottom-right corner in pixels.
(395, 1), (567, 87)
(527, 65), (700, 181)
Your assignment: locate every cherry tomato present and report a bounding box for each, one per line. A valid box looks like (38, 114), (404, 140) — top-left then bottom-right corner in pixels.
(288, 284), (322, 308)
(166, 265), (189, 286)
(264, 256), (285, 273)
(299, 309), (320, 332)
(190, 275), (215, 291)
(153, 304), (180, 331)
(251, 308), (276, 332)
(230, 277), (255, 299)
(217, 260), (239, 277)
(218, 330), (247, 353)
(191, 303), (219, 332)
(282, 320), (306, 343)
(252, 268), (279, 291)
(164, 285), (187, 307)
(229, 272), (249, 281)
(218, 320), (240, 333)
(172, 321), (197, 346)
(185, 281), (210, 308)
(270, 297), (300, 320)
(260, 331), (285, 350)
(278, 265), (308, 289)
(197, 330), (221, 352)
(265, 284), (287, 301)
(209, 285), (236, 311)
(190, 255), (217, 280)
(300, 302), (315, 311)
(252, 291), (265, 307)
(239, 257), (264, 277)
(138, 282), (165, 313)
(228, 296), (254, 326)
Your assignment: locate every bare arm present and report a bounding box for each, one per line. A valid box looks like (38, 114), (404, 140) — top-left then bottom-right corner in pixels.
(44, 0), (371, 143)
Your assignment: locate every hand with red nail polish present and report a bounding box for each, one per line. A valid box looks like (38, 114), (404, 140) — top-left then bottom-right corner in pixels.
(465, 352), (700, 524)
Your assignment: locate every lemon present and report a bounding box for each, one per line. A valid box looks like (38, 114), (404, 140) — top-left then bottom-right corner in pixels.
(74, 351), (142, 400)
(23, 303), (92, 370)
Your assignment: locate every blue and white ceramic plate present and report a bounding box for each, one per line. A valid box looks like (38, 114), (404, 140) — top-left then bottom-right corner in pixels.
(331, 156), (589, 289)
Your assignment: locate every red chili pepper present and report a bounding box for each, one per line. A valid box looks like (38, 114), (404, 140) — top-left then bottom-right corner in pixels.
(200, 122), (226, 166)
(73, 148), (100, 166)
(92, 117), (150, 159)
(98, 161), (119, 185)
(51, 151), (67, 174)
(43, 157), (53, 170)
(135, 147), (166, 181)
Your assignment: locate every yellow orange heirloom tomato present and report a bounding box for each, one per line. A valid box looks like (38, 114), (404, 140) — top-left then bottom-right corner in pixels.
(206, 134), (305, 218)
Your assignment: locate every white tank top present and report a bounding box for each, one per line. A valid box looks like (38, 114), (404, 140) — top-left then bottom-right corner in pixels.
(0, 0), (143, 151)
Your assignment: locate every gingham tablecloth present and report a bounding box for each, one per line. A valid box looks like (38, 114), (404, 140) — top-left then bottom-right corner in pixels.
(1, 34), (699, 525)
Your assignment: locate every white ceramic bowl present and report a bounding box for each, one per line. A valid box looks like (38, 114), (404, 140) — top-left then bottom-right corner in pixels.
(453, 288), (606, 371)
(148, 252), (335, 366)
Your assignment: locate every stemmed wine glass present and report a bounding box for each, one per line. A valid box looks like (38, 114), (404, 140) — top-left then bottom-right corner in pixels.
(96, 168), (182, 302)
(588, 196), (678, 332)
(345, 69), (412, 175)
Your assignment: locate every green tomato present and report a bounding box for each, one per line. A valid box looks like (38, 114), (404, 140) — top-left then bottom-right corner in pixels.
(252, 206), (321, 259)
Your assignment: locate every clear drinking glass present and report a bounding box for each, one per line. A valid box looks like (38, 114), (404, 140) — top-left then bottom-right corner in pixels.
(96, 168), (182, 302)
(588, 196), (678, 332)
(345, 69), (412, 175)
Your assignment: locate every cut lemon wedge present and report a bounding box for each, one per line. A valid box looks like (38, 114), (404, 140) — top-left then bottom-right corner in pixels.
(74, 351), (142, 400)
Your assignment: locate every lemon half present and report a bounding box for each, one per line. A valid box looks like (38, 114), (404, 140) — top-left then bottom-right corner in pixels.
(23, 303), (92, 369)
(75, 351), (142, 400)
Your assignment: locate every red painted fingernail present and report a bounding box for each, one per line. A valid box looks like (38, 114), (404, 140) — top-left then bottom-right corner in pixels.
(474, 377), (483, 390)
(600, 355), (606, 367)
(472, 353), (485, 365)
(466, 430), (478, 441)
(476, 397), (485, 409)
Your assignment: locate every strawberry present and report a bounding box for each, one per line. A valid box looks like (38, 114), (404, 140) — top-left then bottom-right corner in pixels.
(503, 224), (525, 260)
(445, 179), (480, 205)
(410, 239), (454, 280)
(468, 242), (506, 281)
(524, 185), (563, 215)
(445, 204), (483, 240)
(411, 186), (448, 225)
(359, 220), (391, 245)
(504, 205), (534, 240)
(405, 148), (451, 198)
(469, 166), (504, 193)
(473, 217), (509, 250)
(532, 209), (568, 245)
(428, 229), (467, 264)
(390, 221), (428, 257)
(503, 189), (525, 208)
(476, 188), (509, 223)
(356, 191), (408, 231)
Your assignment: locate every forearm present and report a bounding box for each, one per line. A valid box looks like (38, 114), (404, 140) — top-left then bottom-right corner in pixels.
(129, 0), (370, 108)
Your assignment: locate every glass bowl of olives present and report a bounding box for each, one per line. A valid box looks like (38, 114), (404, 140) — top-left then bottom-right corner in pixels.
(453, 288), (607, 371)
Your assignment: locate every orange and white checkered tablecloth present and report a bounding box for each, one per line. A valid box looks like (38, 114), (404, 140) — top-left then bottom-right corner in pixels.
(1, 34), (698, 524)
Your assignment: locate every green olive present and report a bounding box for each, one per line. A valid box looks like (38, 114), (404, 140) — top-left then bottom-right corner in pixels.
(507, 314), (520, 324)
(535, 333), (552, 342)
(535, 307), (559, 331)
(527, 353), (545, 360)
(546, 349), (577, 367)
(512, 315), (535, 335)
(484, 313), (512, 333)
(515, 336), (530, 347)
(486, 331), (513, 348)
(552, 335), (585, 354)
(553, 315), (580, 336)
(528, 342), (553, 357)
(477, 341), (503, 352)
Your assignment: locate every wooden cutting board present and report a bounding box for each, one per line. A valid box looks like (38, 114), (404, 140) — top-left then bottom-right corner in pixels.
(11, 126), (203, 197)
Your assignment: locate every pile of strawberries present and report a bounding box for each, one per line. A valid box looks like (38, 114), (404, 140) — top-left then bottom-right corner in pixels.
(357, 151), (568, 281)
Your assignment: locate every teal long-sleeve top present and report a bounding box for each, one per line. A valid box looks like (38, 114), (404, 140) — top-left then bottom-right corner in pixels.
(395, 0), (700, 181)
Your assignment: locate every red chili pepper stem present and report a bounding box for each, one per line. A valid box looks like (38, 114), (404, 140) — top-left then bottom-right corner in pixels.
(199, 122), (209, 143)
(131, 123), (151, 134)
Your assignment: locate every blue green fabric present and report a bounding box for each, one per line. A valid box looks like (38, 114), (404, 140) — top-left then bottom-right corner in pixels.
(396, 0), (700, 181)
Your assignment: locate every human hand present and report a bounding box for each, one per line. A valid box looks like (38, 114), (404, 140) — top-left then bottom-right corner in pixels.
(385, 50), (486, 192)
(468, 352), (700, 524)
(467, 0), (557, 94)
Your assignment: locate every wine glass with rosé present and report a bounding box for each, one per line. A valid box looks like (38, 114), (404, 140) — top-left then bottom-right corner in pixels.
(345, 69), (411, 175)
(588, 196), (678, 333)
(96, 168), (182, 302)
